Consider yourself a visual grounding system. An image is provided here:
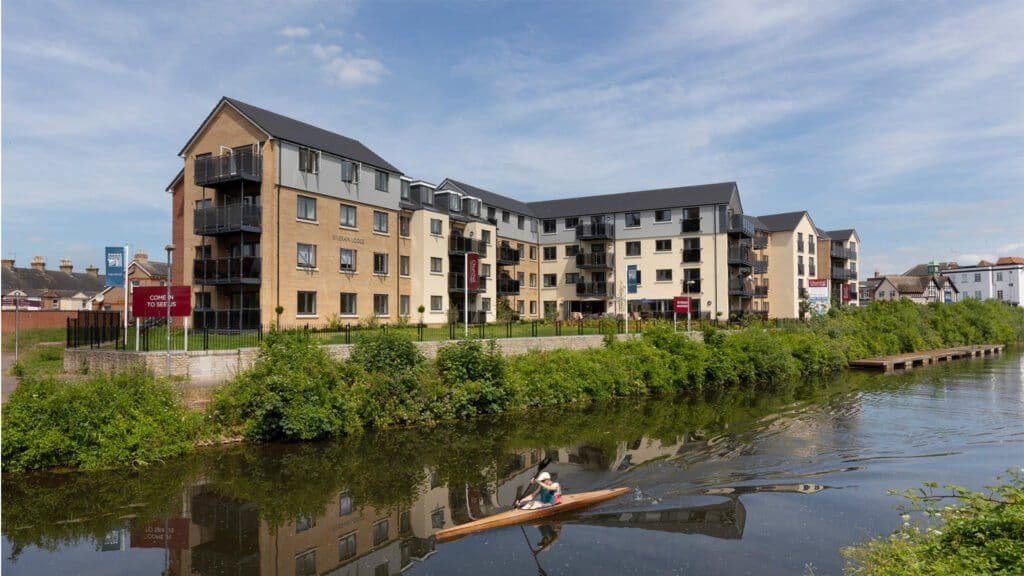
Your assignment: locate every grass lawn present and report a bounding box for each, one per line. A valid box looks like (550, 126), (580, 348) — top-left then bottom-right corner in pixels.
(1, 327), (66, 352)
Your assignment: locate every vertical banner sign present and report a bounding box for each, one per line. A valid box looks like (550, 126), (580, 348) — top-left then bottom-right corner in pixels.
(807, 279), (830, 316)
(467, 253), (480, 292)
(842, 283), (851, 302)
(627, 265), (638, 294)
(104, 247), (125, 288)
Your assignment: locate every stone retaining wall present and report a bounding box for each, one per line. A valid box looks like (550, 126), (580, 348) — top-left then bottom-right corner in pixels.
(65, 332), (702, 385)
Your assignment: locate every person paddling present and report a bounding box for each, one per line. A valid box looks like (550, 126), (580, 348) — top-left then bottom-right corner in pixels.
(516, 472), (562, 509)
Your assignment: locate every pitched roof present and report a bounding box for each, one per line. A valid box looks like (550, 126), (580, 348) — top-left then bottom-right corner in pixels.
(902, 262), (959, 276)
(755, 211), (811, 232)
(528, 182), (738, 219)
(440, 179), (535, 216)
(165, 168), (184, 193)
(131, 260), (169, 279)
(826, 229), (856, 241)
(996, 256), (1024, 265)
(2, 265), (106, 296)
(181, 97), (402, 174)
(880, 275), (929, 294)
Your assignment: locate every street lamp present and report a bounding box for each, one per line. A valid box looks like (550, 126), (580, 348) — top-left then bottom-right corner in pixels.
(164, 244), (175, 377)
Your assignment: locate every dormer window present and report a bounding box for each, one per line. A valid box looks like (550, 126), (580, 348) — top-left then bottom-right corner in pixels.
(421, 188), (434, 205)
(464, 197), (481, 217)
(449, 194), (462, 212)
(375, 170), (389, 192)
(401, 180), (411, 201)
(341, 161), (359, 183)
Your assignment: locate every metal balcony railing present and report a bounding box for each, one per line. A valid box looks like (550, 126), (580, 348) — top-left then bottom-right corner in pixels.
(449, 236), (488, 256)
(192, 308), (261, 331)
(576, 281), (614, 299)
(681, 248), (701, 263)
(728, 247), (753, 267)
(681, 218), (700, 233)
(448, 273), (488, 293)
(496, 278), (521, 296)
(754, 280), (769, 297)
(194, 150), (262, 186)
(194, 203), (262, 235)
(728, 214), (756, 237)
(753, 256), (769, 274)
(193, 257), (262, 285)
(575, 222), (615, 240)
(729, 278), (754, 297)
(831, 245), (857, 260)
(832, 267), (856, 280)
(575, 252), (611, 269)
(753, 235), (768, 249)
(496, 244), (520, 265)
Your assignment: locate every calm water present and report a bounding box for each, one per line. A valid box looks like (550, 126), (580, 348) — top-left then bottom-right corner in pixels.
(4, 351), (1022, 575)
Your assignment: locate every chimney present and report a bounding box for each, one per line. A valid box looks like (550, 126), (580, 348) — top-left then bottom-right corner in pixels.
(60, 258), (73, 273)
(134, 250), (149, 263)
(1, 258), (13, 269)
(30, 256), (46, 271)
(85, 265), (99, 277)
(874, 269), (880, 278)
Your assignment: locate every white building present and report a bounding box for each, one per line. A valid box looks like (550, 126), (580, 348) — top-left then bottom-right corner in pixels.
(944, 258), (1024, 306)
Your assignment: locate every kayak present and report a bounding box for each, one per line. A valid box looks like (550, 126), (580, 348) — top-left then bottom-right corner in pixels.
(435, 487), (630, 542)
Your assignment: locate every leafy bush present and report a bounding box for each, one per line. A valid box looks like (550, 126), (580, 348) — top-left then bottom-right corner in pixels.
(350, 329), (422, 375)
(2, 367), (203, 472)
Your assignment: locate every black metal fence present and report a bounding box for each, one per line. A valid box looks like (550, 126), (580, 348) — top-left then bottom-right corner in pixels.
(66, 311), (125, 349)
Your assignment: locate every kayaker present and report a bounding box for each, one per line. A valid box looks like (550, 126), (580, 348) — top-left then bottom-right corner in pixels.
(516, 472), (562, 509)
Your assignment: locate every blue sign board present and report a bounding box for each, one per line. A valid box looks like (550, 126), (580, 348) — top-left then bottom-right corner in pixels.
(105, 246), (125, 288)
(627, 265), (638, 294)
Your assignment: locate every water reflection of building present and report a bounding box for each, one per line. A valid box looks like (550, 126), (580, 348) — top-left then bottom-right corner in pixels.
(579, 499), (747, 540)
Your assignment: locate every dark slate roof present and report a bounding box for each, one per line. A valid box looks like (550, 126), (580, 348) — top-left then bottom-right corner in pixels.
(528, 182), (738, 219)
(165, 169), (184, 192)
(181, 97), (401, 174)
(2, 266), (106, 296)
(902, 262), (959, 276)
(755, 211), (810, 232)
(132, 260), (169, 279)
(440, 179), (536, 216)
(826, 229), (856, 241)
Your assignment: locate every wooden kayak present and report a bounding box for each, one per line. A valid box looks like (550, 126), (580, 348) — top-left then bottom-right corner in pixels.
(435, 487), (630, 542)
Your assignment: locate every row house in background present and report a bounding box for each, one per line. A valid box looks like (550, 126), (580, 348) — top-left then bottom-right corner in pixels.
(918, 258), (1023, 306)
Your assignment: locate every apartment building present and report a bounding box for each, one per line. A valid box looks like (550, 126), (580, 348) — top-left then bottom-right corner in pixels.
(824, 229), (860, 305)
(756, 212), (820, 319)
(940, 257), (1024, 306)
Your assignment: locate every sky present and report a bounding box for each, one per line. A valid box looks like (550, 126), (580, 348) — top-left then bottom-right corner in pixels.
(2, 0), (1022, 278)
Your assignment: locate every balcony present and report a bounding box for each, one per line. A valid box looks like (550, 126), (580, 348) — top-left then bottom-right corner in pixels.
(448, 273), (488, 293)
(755, 280), (770, 297)
(576, 281), (614, 299)
(575, 222), (614, 240)
(681, 218), (700, 233)
(192, 308), (261, 331)
(728, 214), (756, 238)
(449, 236), (488, 256)
(681, 279), (702, 294)
(729, 278), (754, 297)
(681, 248), (701, 263)
(831, 245), (857, 260)
(193, 257), (262, 285)
(194, 150), (262, 187)
(450, 310), (488, 325)
(496, 244), (520, 266)
(194, 203), (262, 235)
(753, 235), (768, 249)
(728, 247), (753, 267)
(832, 267), (856, 280)
(575, 252), (612, 269)
(496, 277), (521, 296)
(753, 256), (769, 274)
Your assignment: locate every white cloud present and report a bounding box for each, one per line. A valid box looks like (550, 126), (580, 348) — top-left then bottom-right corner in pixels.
(310, 44), (386, 86)
(279, 25), (311, 38)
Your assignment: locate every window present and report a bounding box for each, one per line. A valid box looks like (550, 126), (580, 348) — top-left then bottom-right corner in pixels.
(399, 215), (410, 237)
(296, 550), (316, 576)
(340, 293), (357, 315)
(997, 290), (1004, 300)
(373, 294), (389, 316)
(975, 290), (981, 299)
(487, 207), (496, 220)
(298, 147), (318, 173)
(195, 244), (212, 259)
(655, 239), (672, 252)
(481, 263), (491, 277)
(297, 291), (316, 315)
(195, 292), (211, 309)
(625, 241), (641, 256)
(297, 243), (317, 268)
(797, 232), (804, 252)
(401, 179), (411, 200)
(517, 244), (525, 258)
(654, 209), (672, 222)
(400, 295), (410, 316)
(996, 272), (1003, 281)
(339, 533), (357, 561)
(565, 273), (580, 284)
(565, 245), (579, 257)
(373, 253), (388, 275)
(448, 194), (461, 212)
(529, 218), (538, 233)
(340, 204), (357, 228)
(131, 280), (141, 287)
(375, 170), (389, 192)
(373, 519), (389, 545)
(529, 273), (537, 288)
(431, 509), (446, 530)
(339, 492), (354, 516)
(482, 298), (492, 312)
(430, 218), (442, 235)
(431, 295), (443, 311)
(625, 212), (641, 228)
(809, 235), (815, 254)
(542, 219), (556, 233)
(430, 257), (443, 273)
(482, 229), (491, 245)
(543, 274), (557, 287)
(517, 215), (525, 230)
(341, 160), (359, 183)
(517, 300), (525, 314)
(340, 248), (357, 272)
(297, 196), (317, 221)
(565, 217), (579, 229)
(422, 188), (434, 205)
(399, 255), (410, 276)
(975, 273), (981, 282)
(634, 270), (643, 285)
(530, 301), (537, 315)
(502, 211), (510, 223)
(529, 246), (537, 260)
(683, 268), (700, 292)
(543, 247), (557, 261)
(517, 271), (525, 283)
(196, 198), (212, 211)
(373, 211), (388, 233)
(656, 269), (673, 282)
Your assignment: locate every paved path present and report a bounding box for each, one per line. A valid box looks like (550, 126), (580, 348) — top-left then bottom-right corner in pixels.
(2, 352), (19, 402)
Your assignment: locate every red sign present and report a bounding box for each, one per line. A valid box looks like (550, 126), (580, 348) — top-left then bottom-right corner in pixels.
(673, 296), (691, 314)
(131, 518), (190, 549)
(842, 283), (851, 302)
(467, 253), (480, 292)
(808, 278), (828, 288)
(131, 286), (192, 318)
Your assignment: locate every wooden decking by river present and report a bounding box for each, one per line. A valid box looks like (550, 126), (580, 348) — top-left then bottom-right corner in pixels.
(849, 344), (1005, 373)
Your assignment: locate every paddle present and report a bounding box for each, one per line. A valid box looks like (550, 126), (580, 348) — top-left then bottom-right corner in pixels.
(514, 456), (552, 508)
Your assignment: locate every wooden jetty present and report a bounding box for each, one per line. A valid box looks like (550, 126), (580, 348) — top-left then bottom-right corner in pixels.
(849, 344), (1005, 373)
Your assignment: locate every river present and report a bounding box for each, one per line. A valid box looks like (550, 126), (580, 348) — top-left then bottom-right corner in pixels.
(3, 350), (1021, 575)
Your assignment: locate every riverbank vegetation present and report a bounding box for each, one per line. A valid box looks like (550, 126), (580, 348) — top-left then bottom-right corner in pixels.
(843, 471), (1024, 575)
(3, 299), (1023, 472)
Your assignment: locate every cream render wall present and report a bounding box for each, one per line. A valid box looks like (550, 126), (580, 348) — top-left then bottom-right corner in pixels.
(764, 214), (818, 318)
(410, 210), (450, 324)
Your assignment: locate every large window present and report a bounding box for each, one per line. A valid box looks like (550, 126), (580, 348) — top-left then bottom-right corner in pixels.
(430, 218), (442, 235)
(565, 273), (580, 284)
(430, 257), (443, 273)
(373, 519), (389, 545)
(399, 215), (410, 237)
(565, 245), (579, 257)
(543, 246), (557, 261)
(655, 239), (672, 252)
(542, 219), (556, 233)
(339, 533), (356, 561)
(339, 492), (353, 515)
(683, 268), (700, 292)
(517, 215), (525, 230)
(297, 196), (317, 221)
(297, 291), (317, 316)
(431, 295), (443, 311)
(341, 160), (359, 183)
(375, 170), (389, 192)
(373, 253), (388, 275)
(529, 217), (538, 233)
(400, 295), (410, 316)
(401, 180), (411, 201)
(625, 241), (641, 257)
(297, 243), (317, 268)
(529, 246), (537, 260)
(298, 147), (318, 173)
(543, 274), (557, 287)
(529, 273), (537, 287)
(654, 209), (672, 222)
(340, 293), (357, 316)
(340, 248), (357, 272)
(373, 211), (388, 233)
(373, 294), (389, 316)
(399, 255), (410, 276)
(296, 550), (316, 576)
(656, 269), (673, 282)
(625, 212), (641, 228)
(481, 230), (491, 245)
(340, 203), (357, 228)
(564, 217), (579, 229)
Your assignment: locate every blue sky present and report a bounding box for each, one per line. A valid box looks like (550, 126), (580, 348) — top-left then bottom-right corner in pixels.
(2, 0), (1022, 278)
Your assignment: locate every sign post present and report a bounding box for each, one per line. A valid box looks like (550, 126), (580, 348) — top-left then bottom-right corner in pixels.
(674, 296), (692, 332)
(465, 251), (479, 338)
(807, 279), (830, 317)
(106, 246), (127, 347)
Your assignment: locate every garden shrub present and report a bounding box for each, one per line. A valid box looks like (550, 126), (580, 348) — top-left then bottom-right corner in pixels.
(350, 329), (423, 375)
